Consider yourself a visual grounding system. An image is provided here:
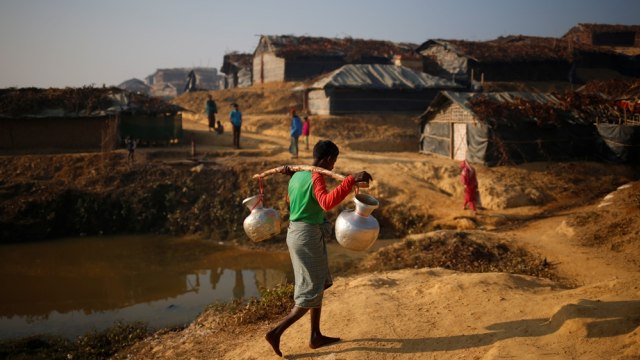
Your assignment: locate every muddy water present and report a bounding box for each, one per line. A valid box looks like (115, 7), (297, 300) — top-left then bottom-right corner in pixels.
(0, 235), (294, 340)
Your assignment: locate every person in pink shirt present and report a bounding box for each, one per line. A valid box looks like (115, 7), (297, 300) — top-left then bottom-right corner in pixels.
(302, 116), (311, 150)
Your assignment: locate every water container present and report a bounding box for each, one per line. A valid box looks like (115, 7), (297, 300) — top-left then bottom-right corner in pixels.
(335, 193), (380, 251)
(242, 195), (281, 242)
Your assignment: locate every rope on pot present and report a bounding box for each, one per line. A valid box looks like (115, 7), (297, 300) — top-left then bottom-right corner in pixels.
(249, 177), (264, 212)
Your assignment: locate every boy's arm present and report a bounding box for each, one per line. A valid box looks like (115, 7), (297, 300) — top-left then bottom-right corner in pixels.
(312, 173), (355, 211)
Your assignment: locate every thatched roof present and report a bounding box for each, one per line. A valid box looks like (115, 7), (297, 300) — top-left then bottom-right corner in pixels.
(257, 35), (417, 61)
(0, 87), (183, 118)
(417, 35), (616, 63)
(577, 79), (640, 99)
(564, 23), (640, 36)
(422, 90), (622, 126)
(221, 52), (253, 73)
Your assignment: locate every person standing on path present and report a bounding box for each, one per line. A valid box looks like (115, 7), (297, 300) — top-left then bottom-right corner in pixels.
(265, 140), (373, 357)
(289, 108), (303, 158)
(230, 103), (242, 149)
(125, 136), (139, 163)
(205, 95), (218, 132)
(302, 116), (311, 150)
(460, 160), (478, 213)
(185, 70), (197, 92)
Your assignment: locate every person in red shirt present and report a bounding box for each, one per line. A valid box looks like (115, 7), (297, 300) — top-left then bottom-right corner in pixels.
(265, 140), (372, 357)
(460, 160), (478, 213)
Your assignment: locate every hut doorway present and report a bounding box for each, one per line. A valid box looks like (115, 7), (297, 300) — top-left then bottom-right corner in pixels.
(453, 123), (468, 160)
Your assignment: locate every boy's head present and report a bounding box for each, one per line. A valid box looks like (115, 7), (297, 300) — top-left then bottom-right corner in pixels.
(313, 140), (339, 170)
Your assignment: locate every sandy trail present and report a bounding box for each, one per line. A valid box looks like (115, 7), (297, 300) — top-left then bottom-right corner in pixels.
(120, 118), (640, 360)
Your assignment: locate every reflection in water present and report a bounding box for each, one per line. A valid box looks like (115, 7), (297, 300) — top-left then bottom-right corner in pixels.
(233, 270), (245, 300)
(0, 235), (293, 340)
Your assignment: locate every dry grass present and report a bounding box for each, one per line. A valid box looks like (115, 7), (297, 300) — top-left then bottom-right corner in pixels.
(356, 230), (562, 283)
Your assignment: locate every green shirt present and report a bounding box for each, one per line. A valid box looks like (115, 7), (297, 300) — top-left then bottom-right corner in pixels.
(288, 171), (325, 224)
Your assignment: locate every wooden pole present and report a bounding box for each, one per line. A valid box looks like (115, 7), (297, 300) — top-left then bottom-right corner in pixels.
(450, 122), (454, 159)
(252, 165), (369, 188)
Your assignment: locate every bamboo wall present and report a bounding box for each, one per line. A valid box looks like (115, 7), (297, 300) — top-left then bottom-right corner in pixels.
(253, 53), (285, 84)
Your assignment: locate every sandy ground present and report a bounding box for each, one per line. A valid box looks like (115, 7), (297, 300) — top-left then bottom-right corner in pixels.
(115, 92), (640, 359)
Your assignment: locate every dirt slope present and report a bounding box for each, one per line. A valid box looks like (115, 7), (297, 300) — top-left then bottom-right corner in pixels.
(3, 84), (638, 359)
(113, 87), (639, 359)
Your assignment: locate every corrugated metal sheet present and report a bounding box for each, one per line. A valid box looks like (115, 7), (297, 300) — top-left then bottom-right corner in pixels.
(310, 64), (461, 90)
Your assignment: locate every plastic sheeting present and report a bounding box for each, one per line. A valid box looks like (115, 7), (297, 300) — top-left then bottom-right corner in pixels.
(420, 91), (612, 166)
(420, 122), (451, 156)
(596, 123), (640, 163)
(311, 64), (461, 90)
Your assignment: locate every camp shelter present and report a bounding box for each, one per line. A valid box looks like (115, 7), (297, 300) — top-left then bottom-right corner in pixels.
(306, 64), (461, 115)
(562, 24), (640, 77)
(577, 79), (640, 163)
(146, 67), (223, 98)
(562, 23), (640, 77)
(415, 35), (633, 85)
(0, 88), (183, 151)
(118, 78), (151, 96)
(252, 35), (417, 84)
(419, 91), (599, 166)
(118, 93), (184, 146)
(563, 23), (640, 48)
(220, 52), (253, 88)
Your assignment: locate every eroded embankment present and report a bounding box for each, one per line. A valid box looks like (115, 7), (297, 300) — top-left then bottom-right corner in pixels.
(0, 153), (428, 243)
(0, 153), (246, 241)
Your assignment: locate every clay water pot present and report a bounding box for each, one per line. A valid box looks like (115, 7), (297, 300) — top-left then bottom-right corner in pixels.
(242, 195), (281, 242)
(335, 193), (380, 251)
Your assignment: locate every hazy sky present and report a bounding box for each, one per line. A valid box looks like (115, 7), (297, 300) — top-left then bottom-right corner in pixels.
(1, 0), (638, 88)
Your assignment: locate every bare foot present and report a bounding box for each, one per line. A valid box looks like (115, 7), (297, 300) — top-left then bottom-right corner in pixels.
(265, 330), (282, 357)
(309, 335), (341, 349)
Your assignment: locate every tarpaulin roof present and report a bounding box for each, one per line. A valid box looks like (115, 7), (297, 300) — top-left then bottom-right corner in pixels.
(310, 64), (461, 90)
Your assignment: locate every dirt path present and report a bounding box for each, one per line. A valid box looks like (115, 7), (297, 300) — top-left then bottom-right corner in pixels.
(502, 209), (638, 287)
(117, 119), (640, 359)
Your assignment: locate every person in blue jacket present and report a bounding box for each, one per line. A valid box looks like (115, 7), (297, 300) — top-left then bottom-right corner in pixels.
(289, 108), (303, 158)
(230, 103), (242, 149)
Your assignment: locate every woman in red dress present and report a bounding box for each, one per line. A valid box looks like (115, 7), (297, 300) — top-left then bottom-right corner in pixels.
(460, 160), (478, 212)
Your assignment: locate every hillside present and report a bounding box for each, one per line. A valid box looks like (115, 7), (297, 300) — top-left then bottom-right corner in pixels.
(115, 113), (640, 358)
(1, 83), (639, 359)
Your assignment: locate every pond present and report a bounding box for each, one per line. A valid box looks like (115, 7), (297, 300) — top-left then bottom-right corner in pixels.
(0, 234), (294, 340)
